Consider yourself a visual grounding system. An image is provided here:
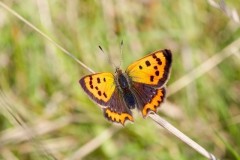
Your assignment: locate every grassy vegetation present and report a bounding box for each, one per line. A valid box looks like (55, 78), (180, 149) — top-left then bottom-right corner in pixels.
(0, 0), (240, 159)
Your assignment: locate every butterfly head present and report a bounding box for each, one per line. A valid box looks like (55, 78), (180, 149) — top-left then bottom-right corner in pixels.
(115, 67), (123, 75)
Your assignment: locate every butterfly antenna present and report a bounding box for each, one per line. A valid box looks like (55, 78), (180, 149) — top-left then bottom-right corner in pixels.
(98, 46), (116, 69)
(119, 40), (124, 68)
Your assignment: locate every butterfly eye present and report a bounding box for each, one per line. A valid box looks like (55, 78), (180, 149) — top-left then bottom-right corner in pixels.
(115, 67), (119, 73)
(115, 67), (123, 74)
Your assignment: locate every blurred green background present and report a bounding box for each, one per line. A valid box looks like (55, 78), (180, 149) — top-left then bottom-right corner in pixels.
(0, 0), (240, 160)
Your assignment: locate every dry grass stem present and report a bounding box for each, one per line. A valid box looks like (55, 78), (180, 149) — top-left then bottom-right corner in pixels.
(208, 0), (240, 24)
(168, 38), (240, 96)
(67, 126), (120, 160)
(149, 113), (217, 160)
(0, 1), (94, 74)
(0, 89), (57, 160)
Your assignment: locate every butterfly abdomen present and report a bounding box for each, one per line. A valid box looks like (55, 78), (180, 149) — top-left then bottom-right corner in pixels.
(122, 89), (136, 109)
(116, 69), (136, 109)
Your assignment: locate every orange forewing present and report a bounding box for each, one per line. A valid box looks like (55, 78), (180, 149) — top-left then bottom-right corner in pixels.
(79, 73), (115, 105)
(126, 49), (172, 87)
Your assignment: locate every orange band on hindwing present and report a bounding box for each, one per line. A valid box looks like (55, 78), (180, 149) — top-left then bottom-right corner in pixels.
(103, 108), (134, 125)
(141, 88), (166, 117)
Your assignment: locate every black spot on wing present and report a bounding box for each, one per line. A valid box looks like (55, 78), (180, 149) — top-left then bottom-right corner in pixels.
(97, 77), (101, 83)
(150, 76), (154, 82)
(89, 77), (94, 89)
(156, 58), (162, 65)
(145, 60), (151, 67)
(89, 76), (93, 80)
(98, 91), (102, 96)
(103, 92), (107, 98)
(139, 65), (143, 69)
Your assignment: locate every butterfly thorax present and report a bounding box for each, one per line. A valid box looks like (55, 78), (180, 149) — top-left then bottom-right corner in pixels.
(115, 68), (136, 109)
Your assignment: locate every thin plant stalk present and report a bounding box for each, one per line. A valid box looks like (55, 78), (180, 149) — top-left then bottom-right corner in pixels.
(149, 113), (217, 160)
(0, 1), (94, 74)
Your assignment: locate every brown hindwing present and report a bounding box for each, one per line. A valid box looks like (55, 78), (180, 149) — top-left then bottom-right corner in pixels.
(103, 90), (134, 125)
(132, 82), (166, 117)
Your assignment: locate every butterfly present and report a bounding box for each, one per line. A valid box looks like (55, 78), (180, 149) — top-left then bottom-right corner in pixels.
(79, 49), (172, 125)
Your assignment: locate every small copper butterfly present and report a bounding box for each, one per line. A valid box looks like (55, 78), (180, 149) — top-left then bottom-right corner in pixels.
(79, 49), (172, 125)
